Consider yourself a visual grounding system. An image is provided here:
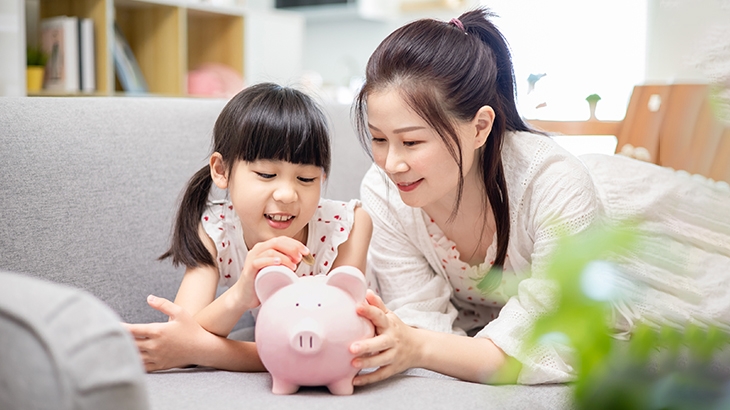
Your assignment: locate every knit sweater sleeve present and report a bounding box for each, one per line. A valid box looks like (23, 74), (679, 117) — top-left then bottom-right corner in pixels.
(360, 165), (462, 335)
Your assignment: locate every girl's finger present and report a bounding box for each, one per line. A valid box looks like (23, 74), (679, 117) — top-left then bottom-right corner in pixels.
(253, 237), (309, 264)
(251, 254), (297, 272)
(123, 322), (159, 339)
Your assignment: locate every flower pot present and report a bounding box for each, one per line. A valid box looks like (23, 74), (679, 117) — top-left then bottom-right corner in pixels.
(27, 66), (45, 92)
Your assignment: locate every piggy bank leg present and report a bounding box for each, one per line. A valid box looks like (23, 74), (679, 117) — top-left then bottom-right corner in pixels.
(271, 377), (299, 395)
(326, 377), (355, 395)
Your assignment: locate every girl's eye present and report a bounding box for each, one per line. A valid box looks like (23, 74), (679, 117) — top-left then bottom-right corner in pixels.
(371, 137), (386, 143)
(298, 177), (316, 183)
(256, 172), (275, 179)
(403, 141), (420, 147)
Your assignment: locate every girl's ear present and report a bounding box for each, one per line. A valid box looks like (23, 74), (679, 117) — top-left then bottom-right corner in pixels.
(210, 152), (228, 189)
(472, 105), (495, 149)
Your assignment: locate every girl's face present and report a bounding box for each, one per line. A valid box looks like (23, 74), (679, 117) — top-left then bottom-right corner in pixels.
(367, 89), (490, 209)
(212, 156), (323, 248)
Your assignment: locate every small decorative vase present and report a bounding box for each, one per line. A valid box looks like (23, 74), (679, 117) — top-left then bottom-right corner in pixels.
(26, 66), (45, 92)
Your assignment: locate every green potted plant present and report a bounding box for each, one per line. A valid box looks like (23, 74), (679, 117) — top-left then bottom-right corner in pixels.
(585, 93), (601, 120)
(26, 46), (47, 93)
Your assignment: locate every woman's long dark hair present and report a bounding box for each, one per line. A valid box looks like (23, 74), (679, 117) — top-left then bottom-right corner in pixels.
(354, 8), (533, 290)
(161, 83), (331, 268)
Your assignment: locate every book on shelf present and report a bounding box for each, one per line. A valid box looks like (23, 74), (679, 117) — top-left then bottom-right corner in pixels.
(40, 16), (80, 92)
(113, 23), (148, 94)
(78, 18), (96, 92)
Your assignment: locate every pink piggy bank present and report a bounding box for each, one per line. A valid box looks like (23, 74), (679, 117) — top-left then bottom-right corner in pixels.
(254, 265), (374, 395)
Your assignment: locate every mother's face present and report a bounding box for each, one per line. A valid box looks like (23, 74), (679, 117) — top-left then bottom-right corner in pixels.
(366, 89), (489, 209)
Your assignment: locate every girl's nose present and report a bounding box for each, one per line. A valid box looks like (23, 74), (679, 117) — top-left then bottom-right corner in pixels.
(384, 148), (409, 174)
(272, 183), (298, 203)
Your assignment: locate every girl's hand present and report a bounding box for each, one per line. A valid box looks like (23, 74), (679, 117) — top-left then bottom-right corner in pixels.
(350, 290), (421, 386)
(123, 295), (212, 372)
(233, 236), (311, 310)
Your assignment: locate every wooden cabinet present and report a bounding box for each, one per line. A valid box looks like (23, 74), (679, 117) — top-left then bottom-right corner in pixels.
(35, 0), (252, 96)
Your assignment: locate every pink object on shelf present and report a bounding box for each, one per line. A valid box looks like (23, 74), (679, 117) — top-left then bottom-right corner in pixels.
(254, 265), (374, 395)
(186, 63), (244, 98)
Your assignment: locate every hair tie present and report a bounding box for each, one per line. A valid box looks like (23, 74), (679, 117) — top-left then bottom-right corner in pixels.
(449, 18), (465, 32)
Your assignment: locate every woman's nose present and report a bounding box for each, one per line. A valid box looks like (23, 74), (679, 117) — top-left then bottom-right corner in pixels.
(384, 148), (409, 174)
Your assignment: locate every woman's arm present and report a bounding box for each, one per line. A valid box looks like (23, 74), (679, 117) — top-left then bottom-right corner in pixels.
(360, 166), (459, 334)
(351, 291), (521, 385)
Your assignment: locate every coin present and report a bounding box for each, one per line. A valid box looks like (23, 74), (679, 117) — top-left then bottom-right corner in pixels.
(301, 253), (315, 266)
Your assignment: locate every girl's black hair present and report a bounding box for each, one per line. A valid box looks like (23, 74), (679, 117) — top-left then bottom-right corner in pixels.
(161, 83), (331, 268)
(354, 8), (534, 287)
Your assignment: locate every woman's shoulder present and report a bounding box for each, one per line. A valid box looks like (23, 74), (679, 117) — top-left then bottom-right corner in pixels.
(503, 131), (591, 182)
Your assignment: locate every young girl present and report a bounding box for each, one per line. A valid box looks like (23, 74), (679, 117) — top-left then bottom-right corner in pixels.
(125, 83), (372, 372)
(348, 8), (730, 386)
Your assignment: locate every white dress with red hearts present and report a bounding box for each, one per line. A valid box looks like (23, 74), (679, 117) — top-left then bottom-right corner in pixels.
(201, 191), (360, 288)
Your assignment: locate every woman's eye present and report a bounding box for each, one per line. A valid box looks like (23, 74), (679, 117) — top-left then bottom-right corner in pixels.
(403, 141), (420, 147)
(256, 172), (275, 179)
(371, 137), (386, 143)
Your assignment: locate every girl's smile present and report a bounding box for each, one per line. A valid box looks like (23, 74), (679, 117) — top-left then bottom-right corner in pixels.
(265, 213), (296, 229)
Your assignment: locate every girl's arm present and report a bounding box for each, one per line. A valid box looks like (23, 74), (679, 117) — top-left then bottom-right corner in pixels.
(126, 223), (266, 372)
(331, 205), (372, 273)
(124, 295), (264, 372)
(194, 236), (310, 337)
(351, 291), (521, 386)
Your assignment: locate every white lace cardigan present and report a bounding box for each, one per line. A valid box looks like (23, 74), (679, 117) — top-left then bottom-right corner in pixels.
(360, 131), (599, 384)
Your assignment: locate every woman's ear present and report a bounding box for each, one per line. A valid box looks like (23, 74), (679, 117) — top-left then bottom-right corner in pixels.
(210, 152), (228, 189)
(472, 105), (495, 149)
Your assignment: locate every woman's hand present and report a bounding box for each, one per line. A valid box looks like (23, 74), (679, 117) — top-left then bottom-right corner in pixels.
(123, 295), (213, 372)
(232, 236), (311, 310)
(350, 290), (422, 386)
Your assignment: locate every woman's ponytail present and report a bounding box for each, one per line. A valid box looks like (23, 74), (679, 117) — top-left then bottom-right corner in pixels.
(160, 165), (216, 268)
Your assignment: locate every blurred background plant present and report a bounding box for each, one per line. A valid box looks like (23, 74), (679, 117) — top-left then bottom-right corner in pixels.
(26, 45), (47, 67)
(26, 46), (47, 92)
(530, 224), (730, 410)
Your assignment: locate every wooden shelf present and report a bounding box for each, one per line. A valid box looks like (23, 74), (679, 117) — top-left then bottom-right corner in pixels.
(37, 0), (245, 97)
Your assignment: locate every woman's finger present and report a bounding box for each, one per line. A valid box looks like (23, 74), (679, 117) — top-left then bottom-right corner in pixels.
(353, 346), (396, 370)
(365, 289), (388, 312)
(356, 304), (389, 330)
(350, 333), (393, 356)
(353, 365), (398, 386)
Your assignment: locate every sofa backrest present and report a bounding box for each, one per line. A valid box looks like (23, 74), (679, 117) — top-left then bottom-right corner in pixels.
(0, 96), (372, 323)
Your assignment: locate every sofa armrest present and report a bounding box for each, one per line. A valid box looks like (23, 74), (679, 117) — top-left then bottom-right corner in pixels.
(0, 270), (149, 410)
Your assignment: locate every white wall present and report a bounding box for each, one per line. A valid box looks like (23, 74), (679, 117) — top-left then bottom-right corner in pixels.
(0, 0), (26, 97)
(645, 0), (730, 84)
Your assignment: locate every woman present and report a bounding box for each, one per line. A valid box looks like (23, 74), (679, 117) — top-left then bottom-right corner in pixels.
(348, 8), (730, 386)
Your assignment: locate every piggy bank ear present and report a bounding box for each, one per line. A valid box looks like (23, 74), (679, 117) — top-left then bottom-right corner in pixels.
(324, 266), (367, 303)
(255, 266), (298, 303)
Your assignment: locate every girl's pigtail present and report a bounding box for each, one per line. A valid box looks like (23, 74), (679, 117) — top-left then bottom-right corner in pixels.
(160, 166), (216, 268)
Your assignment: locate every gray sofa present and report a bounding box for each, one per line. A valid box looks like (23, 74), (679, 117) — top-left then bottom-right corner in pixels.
(0, 96), (574, 409)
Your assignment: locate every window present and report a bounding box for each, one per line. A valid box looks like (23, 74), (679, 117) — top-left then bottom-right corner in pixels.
(484, 0), (647, 121)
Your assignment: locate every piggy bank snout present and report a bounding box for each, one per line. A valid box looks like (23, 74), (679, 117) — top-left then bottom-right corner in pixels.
(290, 317), (323, 354)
